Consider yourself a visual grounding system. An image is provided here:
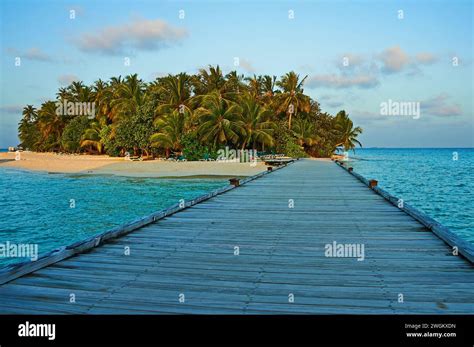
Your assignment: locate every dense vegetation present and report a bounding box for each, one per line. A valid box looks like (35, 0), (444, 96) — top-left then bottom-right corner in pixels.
(18, 66), (362, 158)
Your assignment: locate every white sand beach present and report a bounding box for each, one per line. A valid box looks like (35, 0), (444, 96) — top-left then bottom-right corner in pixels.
(0, 152), (267, 178)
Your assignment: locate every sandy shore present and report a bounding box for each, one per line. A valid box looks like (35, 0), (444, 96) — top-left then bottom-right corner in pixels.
(0, 151), (267, 178)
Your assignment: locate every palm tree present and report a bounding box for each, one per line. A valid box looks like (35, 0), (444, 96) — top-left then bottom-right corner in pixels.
(333, 110), (363, 152)
(193, 65), (227, 95)
(36, 101), (66, 151)
(105, 76), (123, 122)
(65, 81), (92, 103)
(150, 110), (186, 157)
(245, 75), (264, 100)
(155, 73), (193, 112)
(92, 79), (113, 123)
(17, 69), (365, 159)
(18, 105), (38, 149)
(238, 93), (274, 150)
(21, 105), (37, 122)
(111, 74), (146, 121)
(196, 91), (242, 147)
(224, 70), (246, 99)
(262, 75), (277, 98)
(274, 72), (311, 129)
(56, 87), (72, 102)
(292, 118), (319, 149)
(80, 121), (104, 154)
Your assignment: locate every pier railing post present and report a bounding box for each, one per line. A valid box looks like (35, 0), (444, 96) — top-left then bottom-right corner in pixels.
(229, 178), (240, 187)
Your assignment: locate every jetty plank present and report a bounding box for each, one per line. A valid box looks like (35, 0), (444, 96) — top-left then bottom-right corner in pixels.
(0, 159), (473, 314)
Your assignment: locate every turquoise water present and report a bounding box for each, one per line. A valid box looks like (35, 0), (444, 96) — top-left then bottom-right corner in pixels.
(347, 148), (474, 243)
(0, 166), (226, 268)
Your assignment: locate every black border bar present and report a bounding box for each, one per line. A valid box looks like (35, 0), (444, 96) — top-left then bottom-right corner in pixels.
(0, 315), (473, 345)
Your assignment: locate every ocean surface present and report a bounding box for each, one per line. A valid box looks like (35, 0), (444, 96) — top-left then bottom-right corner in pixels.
(347, 148), (473, 243)
(0, 162), (226, 268)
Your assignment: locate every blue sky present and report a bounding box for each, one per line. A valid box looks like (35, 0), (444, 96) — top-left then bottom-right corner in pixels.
(0, 0), (472, 148)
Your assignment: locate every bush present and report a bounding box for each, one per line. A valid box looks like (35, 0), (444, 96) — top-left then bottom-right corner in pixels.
(114, 105), (156, 156)
(181, 132), (216, 160)
(283, 139), (308, 158)
(61, 116), (90, 153)
(98, 125), (119, 157)
(272, 120), (307, 158)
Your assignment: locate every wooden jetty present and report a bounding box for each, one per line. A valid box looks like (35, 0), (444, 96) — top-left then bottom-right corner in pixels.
(0, 159), (473, 314)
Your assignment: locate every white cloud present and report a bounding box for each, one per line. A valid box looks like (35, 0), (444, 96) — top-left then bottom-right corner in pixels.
(415, 52), (437, 65)
(75, 18), (188, 55)
(378, 46), (410, 73)
(306, 74), (379, 89)
(238, 58), (255, 73)
(421, 94), (462, 117)
(24, 48), (52, 61)
(58, 74), (79, 85)
(6, 47), (53, 62)
(378, 46), (438, 74)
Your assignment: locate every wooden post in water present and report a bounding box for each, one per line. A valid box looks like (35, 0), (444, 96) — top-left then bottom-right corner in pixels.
(369, 179), (378, 188)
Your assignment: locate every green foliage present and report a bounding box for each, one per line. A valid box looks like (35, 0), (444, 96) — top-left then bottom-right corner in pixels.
(61, 116), (91, 153)
(150, 110), (186, 152)
(80, 121), (104, 154)
(17, 68), (363, 159)
(99, 125), (120, 157)
(333, 110), (363, 152)
(284, 139), (308, 158)
(40, 134), (61, 152)
(273, 121), (307, 158)
(18, 124), (40, 150)
(310, 112), (338, 157)
(197, 91), (242, 147)
(114, 104), (156, 155)
(181, 132), (216, 160)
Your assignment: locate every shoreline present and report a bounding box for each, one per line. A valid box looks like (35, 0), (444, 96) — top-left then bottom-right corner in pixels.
(0, 151), (270, 178)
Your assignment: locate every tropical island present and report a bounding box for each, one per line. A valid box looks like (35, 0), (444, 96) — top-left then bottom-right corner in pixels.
(15, 66), (362, 162)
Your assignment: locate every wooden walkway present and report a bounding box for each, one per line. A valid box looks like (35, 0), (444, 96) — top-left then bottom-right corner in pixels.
(0, 159), (473, 314)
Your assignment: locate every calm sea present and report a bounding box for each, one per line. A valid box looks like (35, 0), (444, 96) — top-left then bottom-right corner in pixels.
(0, 163), (226, 267)
(348, 148), (473, 243)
